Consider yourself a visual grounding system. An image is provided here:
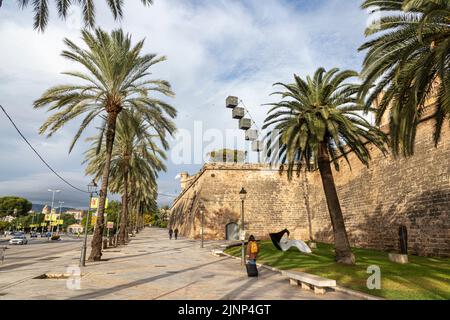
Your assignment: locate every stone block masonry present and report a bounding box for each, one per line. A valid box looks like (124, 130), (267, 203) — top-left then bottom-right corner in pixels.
(170, 117), (450, 257)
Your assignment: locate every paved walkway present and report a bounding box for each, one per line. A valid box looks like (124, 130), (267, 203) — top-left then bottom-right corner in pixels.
(0, 228), (357, 300)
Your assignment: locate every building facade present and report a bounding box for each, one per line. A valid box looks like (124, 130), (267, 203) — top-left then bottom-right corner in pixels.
(170, 109), (450, 257)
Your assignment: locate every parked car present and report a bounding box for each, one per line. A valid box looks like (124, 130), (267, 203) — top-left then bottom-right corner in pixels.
(9, 235), (28, 245)
(30, 233), (38, 238)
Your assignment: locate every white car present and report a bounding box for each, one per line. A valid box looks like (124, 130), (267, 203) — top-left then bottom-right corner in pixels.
(9, 235), (28, 245)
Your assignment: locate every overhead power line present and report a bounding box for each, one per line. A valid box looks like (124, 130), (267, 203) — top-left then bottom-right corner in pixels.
(1, 104), (179, 200)
(0, 104), (90, 194)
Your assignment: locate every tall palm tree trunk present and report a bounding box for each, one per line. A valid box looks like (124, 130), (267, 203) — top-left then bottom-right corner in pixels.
(317, 143), (355, 265)
(119, 169), (129, 245)
(88, 111), (119, 261)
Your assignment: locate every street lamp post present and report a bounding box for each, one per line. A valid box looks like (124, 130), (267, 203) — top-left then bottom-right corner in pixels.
(80, 180), (97, 267)
(114, 206), (120, 247)
(48, 189), (60, 237)
(56, 201), (64, 234)
(239, 187), (247, 266)
(13, 208), (18, 232)
(30, 212), (35, 232)
(40, 208), (46, 234)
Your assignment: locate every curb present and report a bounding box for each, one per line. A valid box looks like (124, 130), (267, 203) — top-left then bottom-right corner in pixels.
(333, 286), (383, 300)
(218, 250), (383, 300)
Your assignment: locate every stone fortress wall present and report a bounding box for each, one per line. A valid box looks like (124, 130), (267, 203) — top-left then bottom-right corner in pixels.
(170, 112), (450, 257)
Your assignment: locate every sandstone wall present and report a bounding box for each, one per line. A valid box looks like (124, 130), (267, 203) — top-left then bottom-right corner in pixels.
(308, 119), (450, 257)
(170, 118), (450, 257)
(170, 164), (311, 241)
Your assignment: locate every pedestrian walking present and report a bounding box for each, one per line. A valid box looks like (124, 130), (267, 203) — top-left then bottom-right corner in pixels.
(246, 235), (260, 277)
(169, 228), (173, 240)
(174, 228), (179, 240)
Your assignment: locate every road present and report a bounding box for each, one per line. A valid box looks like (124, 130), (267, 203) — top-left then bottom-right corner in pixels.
(0, 235), (83, 293)
(0, 229), (359, 300)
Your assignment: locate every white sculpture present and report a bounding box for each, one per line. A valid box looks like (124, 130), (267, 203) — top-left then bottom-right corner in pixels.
(279, 233), (312, 254)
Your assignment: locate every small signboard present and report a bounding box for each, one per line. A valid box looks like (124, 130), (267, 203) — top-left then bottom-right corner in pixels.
(239, 230), (246, 241)
(107, 222), (114, 229)
(90, 198), (109, 209)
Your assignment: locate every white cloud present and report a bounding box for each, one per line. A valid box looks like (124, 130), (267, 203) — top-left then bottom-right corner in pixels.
(0, 0), (369, 207)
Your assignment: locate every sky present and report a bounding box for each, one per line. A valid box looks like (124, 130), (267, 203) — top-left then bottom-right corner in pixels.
(0, 0), (372, 209)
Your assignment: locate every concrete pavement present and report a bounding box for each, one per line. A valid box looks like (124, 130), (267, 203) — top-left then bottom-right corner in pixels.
(0, 228), (357, 300)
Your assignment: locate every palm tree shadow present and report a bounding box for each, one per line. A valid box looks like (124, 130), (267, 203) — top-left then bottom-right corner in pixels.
(67, 257), (231, 300)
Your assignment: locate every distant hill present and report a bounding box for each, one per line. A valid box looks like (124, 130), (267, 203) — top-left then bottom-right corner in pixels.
(31, 203), (80, 213)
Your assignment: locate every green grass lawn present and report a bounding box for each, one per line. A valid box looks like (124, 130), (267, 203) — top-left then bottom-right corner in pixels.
(225, 241), (450, 300)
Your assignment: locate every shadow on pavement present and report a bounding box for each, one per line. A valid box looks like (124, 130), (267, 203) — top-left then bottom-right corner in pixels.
(68, 257), (231, 300)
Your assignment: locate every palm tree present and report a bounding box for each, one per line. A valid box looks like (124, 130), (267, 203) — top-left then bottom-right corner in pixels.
(34, 28), (176, 261)
(359, 0), (450, 156)
(84, 110), (168, 245)
(263, 68), (388, 265)
(12, 0), (153, 32)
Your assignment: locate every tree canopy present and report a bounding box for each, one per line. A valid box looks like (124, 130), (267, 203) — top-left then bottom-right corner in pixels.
(0, 196), (32, 217)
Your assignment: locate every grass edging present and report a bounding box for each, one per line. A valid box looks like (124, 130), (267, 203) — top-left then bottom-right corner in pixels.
(219, 247), (383, 301)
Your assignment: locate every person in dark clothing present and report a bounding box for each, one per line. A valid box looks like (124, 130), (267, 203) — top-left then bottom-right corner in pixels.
(174, 228), (179, 240)
(169, 228), (173, 240)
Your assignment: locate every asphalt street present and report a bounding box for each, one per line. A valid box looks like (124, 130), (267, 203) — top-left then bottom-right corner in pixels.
(0, 235), (83, 292)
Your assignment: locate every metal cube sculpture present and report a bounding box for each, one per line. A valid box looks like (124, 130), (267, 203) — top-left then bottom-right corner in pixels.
(232, 107), (245, 119)
(252, 140), (262, 152)
(226, 96), (239, 109)
(239, 118), (252, 130)
(245, 129), (258, 141)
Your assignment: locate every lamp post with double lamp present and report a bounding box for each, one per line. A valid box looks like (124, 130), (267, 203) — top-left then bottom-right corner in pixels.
(80, 180), (98, 267)
(47, 189), (60, 237)
(56, 201), (64, 234)
(239, 187), (247, 265)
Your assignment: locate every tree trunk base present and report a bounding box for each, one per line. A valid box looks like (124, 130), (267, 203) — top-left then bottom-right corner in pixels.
(87, 256), (102, 262)
(336, 252), (355, 265)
